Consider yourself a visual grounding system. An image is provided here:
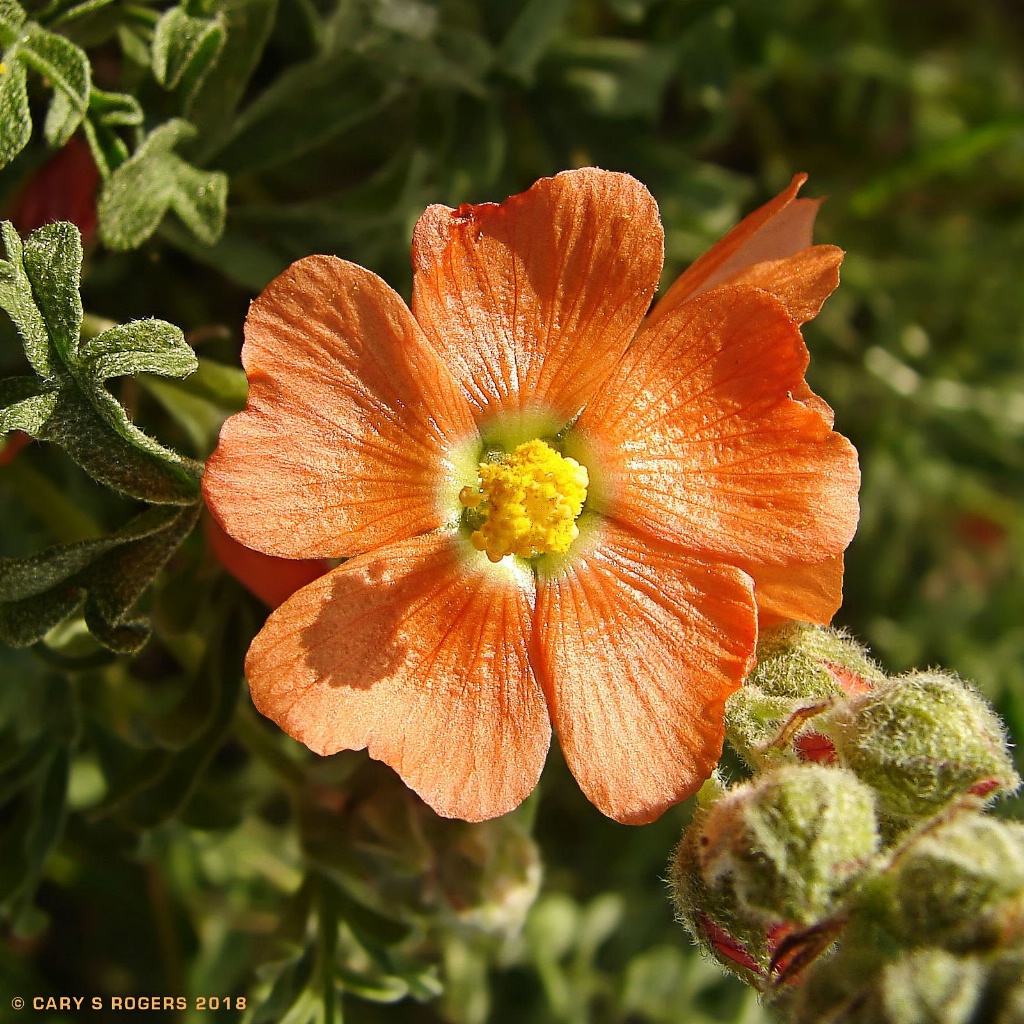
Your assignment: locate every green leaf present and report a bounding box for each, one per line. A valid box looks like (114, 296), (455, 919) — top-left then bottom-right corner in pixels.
(0, 0), (25, 43)
(97, 119), (228, 250)
(20, 219), (83, 364)
(0, 221), (57, 375)
(0, 220), (203, 502)
(189, 0), (277, 151)
(151, 6), (226, 110)
(0, 502), (201, 652)
(18, 26), (90, 146)
(83, 87), (141, 177)
(209, 54), (401, 173)
(0, 55), (30, 166)
(40, 390), (202, 503)
(88, 86), (142, 127)
(0, 19), (90, 163)
(117, 604), (245, 827)
(497, 0), (572, 83)
(0, 733), (71, 924)
(77, 319), (197, 382)
(0, 376), (58, 434)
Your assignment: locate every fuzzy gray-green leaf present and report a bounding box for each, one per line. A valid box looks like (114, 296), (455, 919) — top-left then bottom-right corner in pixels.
(0, 222), (56, 376)
(18, 26), (91, 146)
(97, 119), (228, 250)
(151, 6), (226, 108)
(77, 319), (197, 384)
(0, 377), (57, 435)
(21, 221), (84, 366)
(0, 503), (200, 651)
(0, 56), (30, 167)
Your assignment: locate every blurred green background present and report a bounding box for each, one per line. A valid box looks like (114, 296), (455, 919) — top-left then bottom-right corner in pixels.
(2, 0), (1024, 1021)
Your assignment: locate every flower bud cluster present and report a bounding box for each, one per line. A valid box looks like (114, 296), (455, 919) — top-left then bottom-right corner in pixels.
(670, 625), (1023, 1021)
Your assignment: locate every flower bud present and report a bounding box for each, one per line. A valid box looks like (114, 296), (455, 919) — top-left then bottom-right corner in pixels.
(753, 624), (884, 700)
(670, 765), (879, 986)
(699, 765), (879, 927)
(794, 945), (1024, 1024)
(727, 624), (884, 769)
(858, 814), (1024, 952)
(826, 671), (1021, 821)
(876, 948), (987, 1024)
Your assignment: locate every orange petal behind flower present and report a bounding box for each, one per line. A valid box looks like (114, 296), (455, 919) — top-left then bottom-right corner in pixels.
(204, 513), (330, 609)
(203, 257), (476, 560)
(720, 247), (844, 325)
(652, 174), (841, 325)
(578, 286), (860, 571)
(246, 532), (551, 822)
(743, 554), (846, 628)
(535, 520), (757, 824)
(411, 168), (663, 429)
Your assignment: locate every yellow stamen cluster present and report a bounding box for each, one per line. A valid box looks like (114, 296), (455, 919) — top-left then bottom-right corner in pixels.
(459, 439), (589, 563)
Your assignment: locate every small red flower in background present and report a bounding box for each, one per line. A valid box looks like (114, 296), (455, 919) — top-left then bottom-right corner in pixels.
(203, 169), (859, 824)
(0, 431), (30, 466)
(8, 136), (100, 243)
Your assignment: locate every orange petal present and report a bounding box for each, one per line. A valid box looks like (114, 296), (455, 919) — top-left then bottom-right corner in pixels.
(576, 286), (860, 567)
(204, 513), (330, 609)
(742, 554), (846, 628)
(535, 520), (757, 824)
(246, 531), (550, 822)
(203, 257), (476, 559)
(721, 246), (844, 325)
(792, 380), (835, 428)
(411, 168), (663, 430)
(654, 173), (822, 320)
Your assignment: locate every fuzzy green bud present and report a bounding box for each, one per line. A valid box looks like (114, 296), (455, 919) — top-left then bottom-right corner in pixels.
(794, 946), (1024, 1024)
(677, 766), (878, 935)
(877, 948), (988, 1024)
(858, 814), (1024, 952)
(669, 776), (779, 985)
(727, 624), (885, 769)
(826, 671), (1021, 821)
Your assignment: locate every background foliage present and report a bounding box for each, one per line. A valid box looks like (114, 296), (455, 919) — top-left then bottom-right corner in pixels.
(1, 0), (1023, 1021)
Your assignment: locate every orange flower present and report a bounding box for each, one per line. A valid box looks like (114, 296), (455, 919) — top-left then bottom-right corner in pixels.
(203, 170), (859, 824)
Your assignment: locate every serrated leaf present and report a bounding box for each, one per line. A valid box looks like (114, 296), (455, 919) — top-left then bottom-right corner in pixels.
(0, 57), (30, 167)
(97, 119), (228, 250)
(0, 219), (204, 502)
(152, 6), (226, 110)
(0, 502), (200, 651)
